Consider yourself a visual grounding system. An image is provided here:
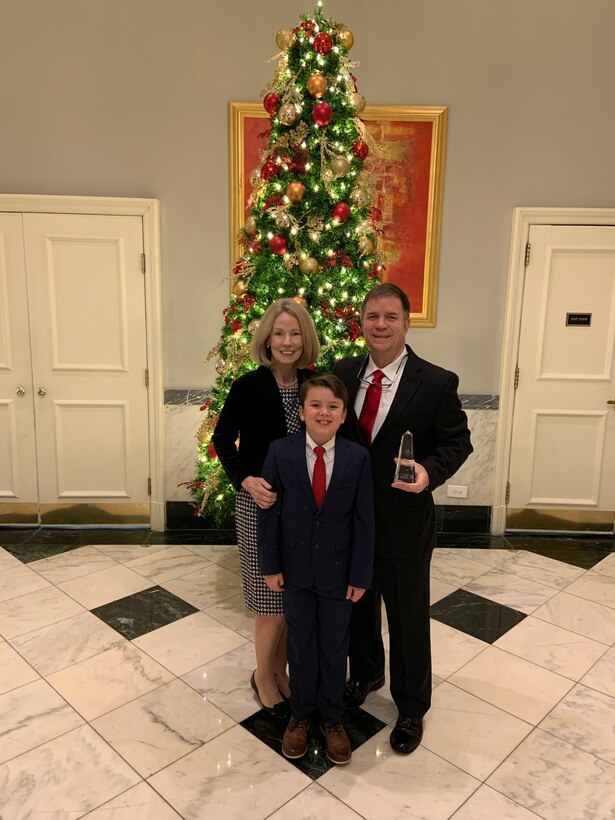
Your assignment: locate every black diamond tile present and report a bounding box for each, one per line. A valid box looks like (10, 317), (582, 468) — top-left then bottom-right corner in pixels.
(505, 536), (614, 570)
(430, 588), (526, 643)
(240, 706), (386, 779)
(436, 534), (509, 549)
(91, 586), (198, 640)
(0, 539), (86, 563)
(148, 529), (237, 546)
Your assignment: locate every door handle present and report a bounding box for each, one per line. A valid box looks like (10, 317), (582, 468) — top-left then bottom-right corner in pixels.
(608, 399), (615, 406)
(37, 387), (47, 397)
(16, 387), (26, 396)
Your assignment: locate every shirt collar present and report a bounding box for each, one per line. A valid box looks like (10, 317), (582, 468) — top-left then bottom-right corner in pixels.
(365, 347), (408, 383)
(306, 431), (336, 455)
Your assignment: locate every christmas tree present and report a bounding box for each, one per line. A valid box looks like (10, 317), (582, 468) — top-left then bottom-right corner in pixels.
(191, 1), (384, 525)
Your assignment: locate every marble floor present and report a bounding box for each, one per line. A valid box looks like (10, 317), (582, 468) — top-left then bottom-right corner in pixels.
(0, 529), (614, 819)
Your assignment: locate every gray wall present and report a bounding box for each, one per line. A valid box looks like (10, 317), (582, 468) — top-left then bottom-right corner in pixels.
(1, 0), (614, 393)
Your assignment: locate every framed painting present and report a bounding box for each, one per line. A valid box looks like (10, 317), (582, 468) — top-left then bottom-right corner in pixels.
(229, 102), (447, 326)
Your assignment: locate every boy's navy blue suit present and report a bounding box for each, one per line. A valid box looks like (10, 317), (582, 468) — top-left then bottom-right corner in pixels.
(258, 431), (375, 724)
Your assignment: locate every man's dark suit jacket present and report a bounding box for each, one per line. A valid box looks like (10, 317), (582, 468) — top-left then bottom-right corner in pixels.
(212, 366), (314, 490)
(333, 345), (473, 557)
(258, 431), (375, 592)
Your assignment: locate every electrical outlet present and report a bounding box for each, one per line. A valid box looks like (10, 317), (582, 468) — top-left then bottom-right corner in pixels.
(447, 484), (468, 499)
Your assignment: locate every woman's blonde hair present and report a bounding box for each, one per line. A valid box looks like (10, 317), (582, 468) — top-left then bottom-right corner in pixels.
(250, 298), (320, 368)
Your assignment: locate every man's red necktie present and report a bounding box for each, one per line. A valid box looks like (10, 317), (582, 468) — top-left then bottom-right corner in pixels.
(358, 369), (385, 445)
(312, 445), (326, 508)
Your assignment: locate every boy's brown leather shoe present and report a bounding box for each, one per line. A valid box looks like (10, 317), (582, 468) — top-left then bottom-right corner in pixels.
(282, 717), (311, 759)
(321, 723), (351, 764)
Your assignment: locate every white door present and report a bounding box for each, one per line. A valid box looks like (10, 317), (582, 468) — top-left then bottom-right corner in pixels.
(507, 224), (615, 532)
(0, 214), (38, 523)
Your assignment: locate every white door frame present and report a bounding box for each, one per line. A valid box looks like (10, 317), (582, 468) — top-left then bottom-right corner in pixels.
(493, 206), (615, 534)
(0, 194), (165, 531)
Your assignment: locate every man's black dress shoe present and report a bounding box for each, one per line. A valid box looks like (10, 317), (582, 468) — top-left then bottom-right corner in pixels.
(250, 671), (290, 720)
(390, 716), (423, 754)
(343, 674), (386, 708)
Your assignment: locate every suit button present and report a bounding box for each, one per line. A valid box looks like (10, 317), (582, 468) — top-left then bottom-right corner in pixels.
(315, 521), (320, 527)
(313, 544), (319, 550)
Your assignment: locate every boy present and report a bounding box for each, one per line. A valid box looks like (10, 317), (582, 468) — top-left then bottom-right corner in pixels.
(258, 374), (375, 764)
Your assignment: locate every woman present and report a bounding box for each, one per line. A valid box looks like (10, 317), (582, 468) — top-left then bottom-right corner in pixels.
(212, 298), (320, 717)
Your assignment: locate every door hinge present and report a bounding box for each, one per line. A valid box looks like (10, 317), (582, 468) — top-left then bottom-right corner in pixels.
(514, 365), (519, 389)
(524, 242), (531, 267)
(145, 369), (149, 388)
(505, 481), (510, 505)
(141, 253), (146, 274)
(147, 477), (152, 496)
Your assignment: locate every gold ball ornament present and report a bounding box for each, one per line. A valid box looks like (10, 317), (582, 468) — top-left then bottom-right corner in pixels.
(249, 169), (261, 188)
(231, 277), (247, 296)
(215, 358), (227, 375)
(299, 257), (319, 274)
(350, 92), (366, 113)
(330, 156), (350, 178)
(291, 295), (308, 308)
(285, 181), (305, 203)
(248, 319), (260, 333)
(306, 73), (328, 99)
(275, 210), (291, 228)
(337, 26), (355, 51)
(276, 27), (296, 51)
(244, 215), (257, 235)
(278, 103), (298, 126)
(358, 235), (376, 255)
(349, 187), (368, 207)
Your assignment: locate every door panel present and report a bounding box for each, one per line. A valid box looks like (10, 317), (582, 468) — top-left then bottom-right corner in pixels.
(0, 214), (38, 522)
(508, 225), (615, 531)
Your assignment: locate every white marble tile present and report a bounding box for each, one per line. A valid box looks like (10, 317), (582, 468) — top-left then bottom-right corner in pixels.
(9, 611), (126, 676)
(445, 548), (514, 568)
(47, 642), (174, 721)
(464, 568), (558, 614)
(93, 542), (170, 563)
(218, 552), (242, 574)
(267, 783), (363, 819)
(133, 611), (247, 676)
(319, 727), (480, 820)
(430, 619), (489, 679)
(124, 545), (213, 582)
(499, 549), (585, 590)
(148, 724), (310, 820)
(592, 552), (615, 581)
(494, 615), (609, 680)
(165, 403), (203, 502)
(0, 641), (39, 694)
(0, 562), (50, 602)
(184, 544), (239, 563)
(449, 645), (574, 724)
(181, 641), (259, 722)
(84, 781), (182, 819)
(0, 585), (85, 639)
(58, 564), (153, 609)
(0, 547), (22, 571)
(451, 785), (543, 819)
(581, 646), (615, 698)
(161, 562), (243, 610)
(0, 724), (141, 820)
(430, 577), (457, 604)
(91, 678), (234, 777)
(423, 682), (533, 780)
(29, 545), (118, 584)
(539, 683), (615, 765)
(430, 549), (494, 587)
(532, 591), (615, 644)
(204, 592), (255, 640)
(564, 571), (615, 610)
(0, 678), (84, 764)
(487, 728), (615, 820)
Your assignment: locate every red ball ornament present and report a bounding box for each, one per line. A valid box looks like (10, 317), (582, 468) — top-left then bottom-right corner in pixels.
(312, 102), (333, 126)
(313, 32), (333, 54)
(331, 202), (351, 223)
(261, 160), (278, 181)
(351, 140), (369, 161)
(269, 235), (288, 255)
(263, 92), (280, 115)
(208, 442), (217, 459)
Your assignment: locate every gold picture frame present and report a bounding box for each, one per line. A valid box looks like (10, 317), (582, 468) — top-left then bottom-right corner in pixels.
(229, 102), (447, 326)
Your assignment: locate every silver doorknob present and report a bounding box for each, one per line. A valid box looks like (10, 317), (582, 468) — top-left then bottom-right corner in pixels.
(16, 387), (25, 396)
(37, 387), (47, 397)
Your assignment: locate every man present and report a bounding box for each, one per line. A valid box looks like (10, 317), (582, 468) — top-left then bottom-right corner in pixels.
(333, 283), (472, 754)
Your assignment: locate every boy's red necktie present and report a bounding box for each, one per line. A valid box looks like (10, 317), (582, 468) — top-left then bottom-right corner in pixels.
(358, 369), (385, 445)
(312, 446), (326, 508)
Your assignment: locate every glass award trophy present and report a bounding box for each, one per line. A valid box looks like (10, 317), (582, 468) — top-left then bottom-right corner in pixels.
(394, 430), (416, 483)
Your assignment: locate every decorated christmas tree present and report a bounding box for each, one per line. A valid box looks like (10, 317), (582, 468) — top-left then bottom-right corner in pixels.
(191, 1), (384, 524)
